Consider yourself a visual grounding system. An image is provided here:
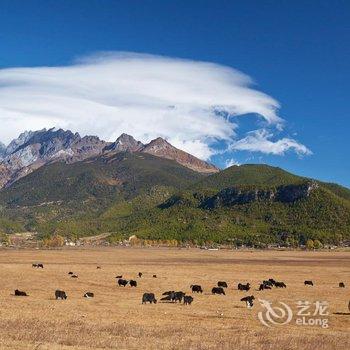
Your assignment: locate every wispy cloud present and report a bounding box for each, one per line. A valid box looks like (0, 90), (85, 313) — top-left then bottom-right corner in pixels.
(0, 52), (308, 160)
(231, 129), (312, 156)
(225, 158), (240, 168)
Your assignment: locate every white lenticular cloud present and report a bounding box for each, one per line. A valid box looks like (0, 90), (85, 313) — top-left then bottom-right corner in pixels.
(225, 158), (240, 168)
(0, 52), (308, 160)
(231, 129), (312, 156)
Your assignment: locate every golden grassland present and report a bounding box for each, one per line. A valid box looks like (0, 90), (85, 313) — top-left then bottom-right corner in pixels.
(0, 247), (349, 349)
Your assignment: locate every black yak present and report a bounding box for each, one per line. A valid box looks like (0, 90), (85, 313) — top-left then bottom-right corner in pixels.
(240, 295), (255, 308)
(212, 287), (225, 295)
(238, 283), (250, 291)
(275, 282), (287, 288)
(218, 281), (228, 288)
(118, 279), (128, 287)
(191, 285), (203, 293)
(129, 280), (137, 287)
(14, 289), (28, 296)
(84, 292), (94, 298)
(184, 296), (194, 305)
(55, 290), (67, 300)
(142, 293), (157, 304)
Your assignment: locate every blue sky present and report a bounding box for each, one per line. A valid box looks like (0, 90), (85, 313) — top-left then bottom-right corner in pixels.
(0, 0), (349, 187)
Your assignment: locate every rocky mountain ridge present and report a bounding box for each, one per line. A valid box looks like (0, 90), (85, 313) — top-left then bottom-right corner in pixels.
(0, 129), (218, 188)
(141, 138), (218, 174)
(200, 181), (319, 208)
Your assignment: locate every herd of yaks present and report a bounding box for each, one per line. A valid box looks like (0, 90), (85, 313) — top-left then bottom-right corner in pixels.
(142, 278), (346, 307)
(25, 263), (347, 309)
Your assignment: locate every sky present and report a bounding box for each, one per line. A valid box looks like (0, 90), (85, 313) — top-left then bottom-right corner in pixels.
(0, 0), (349, 187)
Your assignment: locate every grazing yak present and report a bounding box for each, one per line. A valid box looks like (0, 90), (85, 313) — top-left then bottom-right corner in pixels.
(68, 272), (74, 275)
(161, 291), (185, 303)
(161, 293), (173, 302)
(138, 272), (143, 278)
(129, 280), (137, 287)
(96, 266), (101, 269)
(218, 281), (228, 288)
(14, 289), (28, 296)
(339, 282), (345, 288)
(304, 280), (314, 286)
(212, 287), (225, 295)
(142, 293), (157, 304)
(241, 295), (255, 308)
(116, 275), (123, 279)
(153, 275), (157, 278)
(55, 290), (67, 300)
(275, 282), (287, 288)
(71, 274), (78, 278)
(172, 291), (185, 303)
(118, 279), (128, 287)
(183, 296), (194, 305)
(263, 280), (274, 287)
(261, 279), (286, 288)
(160, 291), (185, 302)
(191, 285), (203, 293)
(238, 283), (250, 291)
(32, 263), (44, 268)
(84, 292), (94, 298)
(259, 283), (271, 291)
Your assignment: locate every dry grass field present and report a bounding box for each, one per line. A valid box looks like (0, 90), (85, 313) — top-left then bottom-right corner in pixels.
(0, 247), (349, 350)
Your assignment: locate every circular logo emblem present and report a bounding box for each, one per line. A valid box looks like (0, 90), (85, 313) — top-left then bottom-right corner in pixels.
(258, 299), (293, 327)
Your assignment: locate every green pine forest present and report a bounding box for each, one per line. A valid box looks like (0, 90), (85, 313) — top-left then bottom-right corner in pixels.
(0, 152), (349, 247)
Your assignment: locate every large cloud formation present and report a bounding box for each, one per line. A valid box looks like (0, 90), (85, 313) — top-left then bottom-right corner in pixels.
(0, 52), (309, 160)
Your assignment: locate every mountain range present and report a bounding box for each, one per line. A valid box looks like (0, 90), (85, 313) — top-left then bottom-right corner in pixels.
(0, 128), (218, 188)
(0, 128), (349, 247)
